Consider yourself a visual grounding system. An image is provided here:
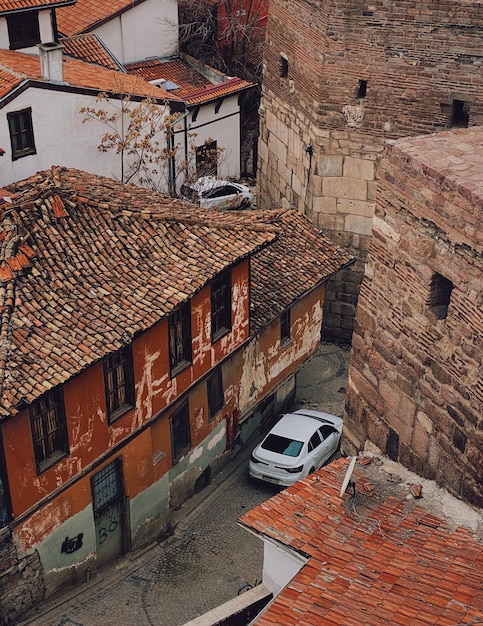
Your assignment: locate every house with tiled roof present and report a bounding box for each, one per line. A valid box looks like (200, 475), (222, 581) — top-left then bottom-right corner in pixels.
(0, 0), (184, 188)
(0, 0), (255, 187)
(0, 166), (353, 622)
(56, 0), (255, 180)
(239, 455), (483, 625)
(56, 0), (179, 65)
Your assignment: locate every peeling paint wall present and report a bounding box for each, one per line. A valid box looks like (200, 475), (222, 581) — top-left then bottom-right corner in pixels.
(1, 260), (326, 603)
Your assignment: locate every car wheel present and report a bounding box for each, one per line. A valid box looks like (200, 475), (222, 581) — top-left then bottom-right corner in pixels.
(309, 466), (315, 474)
(240, 198), (252, 209)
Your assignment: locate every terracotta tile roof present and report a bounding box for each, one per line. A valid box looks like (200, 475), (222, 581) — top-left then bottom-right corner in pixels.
(0, 49), (183, 102)
(56, 0), (144, 36)
(0, 167), (348, 419)
(60, 34), (124, 71)
(248, 210), (354, 331)
(240, 457), (483, 625)
(125, 57), (254, 105)
(0, 0), (74, 13)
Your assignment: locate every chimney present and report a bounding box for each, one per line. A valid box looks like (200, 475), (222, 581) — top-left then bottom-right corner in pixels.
(37, 42), (64, 83)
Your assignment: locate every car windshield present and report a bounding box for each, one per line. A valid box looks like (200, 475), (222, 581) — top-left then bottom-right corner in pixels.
(261, 434), (304, 457)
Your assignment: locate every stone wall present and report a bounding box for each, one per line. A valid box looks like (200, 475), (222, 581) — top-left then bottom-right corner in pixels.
(258, 0), (483, 340)
(344, 128), (482, 507)
(0, 528), (45, 624)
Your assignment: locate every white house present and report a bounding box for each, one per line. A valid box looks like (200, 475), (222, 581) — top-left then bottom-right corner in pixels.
(57, 0), (254, 181)
(0, 0), (252, 188)
(56, 0), (180, 65)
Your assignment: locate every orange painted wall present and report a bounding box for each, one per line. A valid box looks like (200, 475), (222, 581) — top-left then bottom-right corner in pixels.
(2, 259), (250, 527)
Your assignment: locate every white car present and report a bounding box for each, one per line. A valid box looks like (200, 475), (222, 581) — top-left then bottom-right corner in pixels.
(249, 409), (343, 487)
(180, 176), (253, 210)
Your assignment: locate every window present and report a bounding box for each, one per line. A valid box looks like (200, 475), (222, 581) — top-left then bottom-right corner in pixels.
(169, 302), (192, 375)
(308, 431), (322, 452)
(451, 100), (469, 128)
(357, 80), (367, 98)
(7, 12), (40, 49)
(196, 140), (218, 176)
(170, 402), (191, 462)
(280, 309), (291, 344)
(427, 273), (453, 320)
(280, 54), (288, 78)
(203, 184), (239, 199)
(320, 424), (338, 439)
(211, 271), (232, 341)
(103, 347), (135, 423)
(208, 368), (224, 419)
(8, 108), (36, 160)
(30, 389), (69, 473)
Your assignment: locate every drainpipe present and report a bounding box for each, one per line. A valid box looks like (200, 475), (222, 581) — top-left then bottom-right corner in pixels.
(169, 107), (189, 195)
(303, 144), (313, 213)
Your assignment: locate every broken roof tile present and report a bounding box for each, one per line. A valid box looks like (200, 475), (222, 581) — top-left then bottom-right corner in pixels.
(240, 457), (483, 625)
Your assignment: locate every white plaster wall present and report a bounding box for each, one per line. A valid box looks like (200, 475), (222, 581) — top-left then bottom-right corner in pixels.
(90, 0), (179, 64)
(262, 539), (307, 596)
(187, 95), (242, 179)
(0, 11), (55, 53)
(0, 87), (171, 188)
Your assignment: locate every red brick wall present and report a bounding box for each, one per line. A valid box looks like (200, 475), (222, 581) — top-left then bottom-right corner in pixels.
(345, 127), (482, 507)
(263, 0), (483, 139)
(258, 0), (483, 341)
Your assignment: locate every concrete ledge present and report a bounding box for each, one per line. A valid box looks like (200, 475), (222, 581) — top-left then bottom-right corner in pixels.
(182, 584), (272, 626)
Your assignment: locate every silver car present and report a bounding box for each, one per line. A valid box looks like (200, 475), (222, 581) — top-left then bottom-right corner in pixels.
(180, 176), (253, 210)
(249, 409), (343, 486)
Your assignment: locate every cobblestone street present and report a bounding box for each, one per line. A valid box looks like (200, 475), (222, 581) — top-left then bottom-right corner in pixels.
(18, 342), (349, 626)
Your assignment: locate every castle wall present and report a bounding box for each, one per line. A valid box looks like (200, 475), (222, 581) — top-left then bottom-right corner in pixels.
(258, 0), (483, 340)
(344, 127), (482, 507)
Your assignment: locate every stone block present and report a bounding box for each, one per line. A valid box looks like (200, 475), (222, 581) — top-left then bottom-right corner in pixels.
(317, 155), (343, 177)
(322, 176), (368, 200)
(343, 156), (375, 180)
(337, 198), (375, 217)
(344, 214), (373, 236)
(313, 195), (337, 214)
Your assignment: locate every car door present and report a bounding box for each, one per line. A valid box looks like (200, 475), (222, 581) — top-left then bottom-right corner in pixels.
(307, 430), (323, 471)
(318, 424), (340, 463)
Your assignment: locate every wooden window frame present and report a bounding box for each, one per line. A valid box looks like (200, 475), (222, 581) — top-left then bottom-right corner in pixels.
(170, 401), (191, 463)
(7, 11), (40, 50)
(280, 308), (291, 344)
(30, 388), (69, 474)
(168, 302), (192, 376)
(196, 140), (218, 176)
(207, 368), (224, 420)
(103, 346), (135, 424)
(7, 108), (36, 160)
(211, 271), (232, 342)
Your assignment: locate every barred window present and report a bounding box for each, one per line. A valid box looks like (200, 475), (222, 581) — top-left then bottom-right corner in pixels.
(169, 302), (192, 375)
(103, 347), (135, 423)
(208, 368), (224, 419)
(30, 389), (69, 474)
(170, 402), (191, 462)
(211, 272), (231, 342)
